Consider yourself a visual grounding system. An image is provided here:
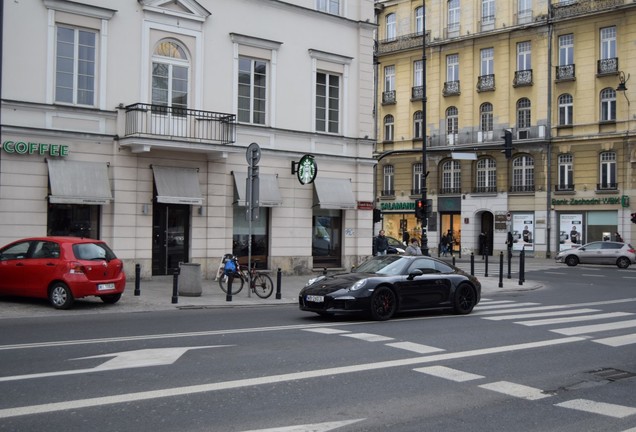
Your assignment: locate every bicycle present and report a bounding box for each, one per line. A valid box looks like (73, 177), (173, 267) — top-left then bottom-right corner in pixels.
(217, 255), (274, 299)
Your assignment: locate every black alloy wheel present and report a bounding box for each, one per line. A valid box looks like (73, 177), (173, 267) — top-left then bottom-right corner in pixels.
(453, 283), (476, 315)
(565, 255), (579, 267)
(616, 257), (631, 269)
(370, 286), (397, 321)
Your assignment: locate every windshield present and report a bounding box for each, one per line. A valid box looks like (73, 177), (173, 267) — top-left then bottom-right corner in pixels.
(354, 256), (406, 275)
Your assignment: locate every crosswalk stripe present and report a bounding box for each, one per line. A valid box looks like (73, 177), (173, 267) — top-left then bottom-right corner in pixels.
(386, 342), (445, 354)
(482, 309), (600, 321)
(341, 333), (394, 342)
(593, 333), (636, 347)
(516, 312), (634, 327)
(555, 399), (636, 418)
(479, 381), (551, 400)
(475, 305), (575, 315)
(302, 328), (350, 335)
(414, 366), (483, 382)
(476, 302), (541, 310)
(552, 319), (636, 336)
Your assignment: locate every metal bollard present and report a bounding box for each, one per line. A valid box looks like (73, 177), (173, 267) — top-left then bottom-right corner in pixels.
(171, 267), (180, 303)
(484, 251), (489, 277)
(470, 252), (475, 276)
(276, 268), (282, 300)
(452, 256), (456, 267)
(498, 251), (504, 288)
(134, 263), (141, 296)
(507, 249), (512, 279)
(518, 249), (525, 286)
(226, 273), (233, 302)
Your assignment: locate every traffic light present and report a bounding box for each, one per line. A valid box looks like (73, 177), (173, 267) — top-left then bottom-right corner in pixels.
(373, 208), (382, 223)
(415, 199), (427, 219)
(631, 212), (636, 224)
(501, 129), (513, 159)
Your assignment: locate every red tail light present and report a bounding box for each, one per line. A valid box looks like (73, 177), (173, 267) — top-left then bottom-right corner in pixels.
(68, 262), (86, 275)
(628, 248), (635, 254)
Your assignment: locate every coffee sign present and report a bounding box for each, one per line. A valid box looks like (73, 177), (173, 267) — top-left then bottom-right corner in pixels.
(1, 140), (69, 157)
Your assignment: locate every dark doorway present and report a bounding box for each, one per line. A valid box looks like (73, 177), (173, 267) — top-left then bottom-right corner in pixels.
(480, 211), (494, 256)
(152, 202), (190, 275)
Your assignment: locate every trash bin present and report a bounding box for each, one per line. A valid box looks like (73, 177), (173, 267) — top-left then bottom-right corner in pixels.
(179, 263), (202, 297)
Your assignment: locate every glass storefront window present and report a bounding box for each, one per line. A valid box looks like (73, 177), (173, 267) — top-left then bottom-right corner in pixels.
(313, 209), (341, 268)
(232, 206), (269, 269)
(587, 211), (617, 243)
(47, 204), (99, 238)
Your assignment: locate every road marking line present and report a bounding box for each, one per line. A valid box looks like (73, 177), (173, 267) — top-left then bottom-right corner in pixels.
(476, 302), (541, 310)
(0, 337), (585, 419)
(241, 419), (366, 432)
(474, 298), (636, 316)
(413, 366), (484, 382)
(593, 333), (636, 347)
(516, 312), (634, 327)
(555, 399), (636, 418)
(552, 319), (636, 336)
(482, 309), (601, 321)
(341, 333), (394, 342)
(479, 381), (551, 400)
(580, 274), (604, 278)
(386, 342), (445, 354)
(302, 328), (350, 335)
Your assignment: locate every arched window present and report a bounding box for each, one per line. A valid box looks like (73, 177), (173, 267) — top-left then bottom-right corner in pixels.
(384, 115), (394, 142)
(517, 98), (531, 129)
(413, 111), (423, 139)
(476, 157), (496, 193)
(600, 88), (616, 121)
(558, 94), (573, 126)
(512, 155), (534, 192)
(441, 160), (461, 194)
(152, 39), (189, 116)
(446, 106), (458, 145)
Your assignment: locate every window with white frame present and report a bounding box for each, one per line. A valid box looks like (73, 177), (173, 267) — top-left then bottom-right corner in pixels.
(152, 40), (189, 116)
(476, 157), (496, 191)
(517, 41), (531, 71)
(447, 54), (459, 82)
(55, 26), (97, 106)
(238, 57), (267, 124)
(517, 98), (531, 129)
(316, 0), (340, 15)
(558, 94), (573, 126)
(558, 154), (573, 190)
(599, 151), (616, 188)
(518, 0), (532, 20)
(383, 165), (394, 194)
(481, 48), (494, 76)
(600, 87), (616, 122)
(448, 0), (460, 33)
(413, 111), (423, 139)
(442, 160), (461, 193)
(386, 13), (396, 41)
(315, 72), (340, 133)
(413, 163), (423, 193)
(415, 6), (424, 34)
(384, 115), (394, 142)
(481, 0), (495, 24)
(480, 103), (493, 132)
(559, 34), (574, 66)
(512, 155), (534, 191)
(385, 65), (395, 92)
(414, 60), (423, 88)
(600, 26), (616, 60)
(446, 106), (458, 144)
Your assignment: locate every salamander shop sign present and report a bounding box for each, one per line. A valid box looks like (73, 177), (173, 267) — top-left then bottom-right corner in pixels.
(380, 201), (415, 211)
(1, 140), (69, 157)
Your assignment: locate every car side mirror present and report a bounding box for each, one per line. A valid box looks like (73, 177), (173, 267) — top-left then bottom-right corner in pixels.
(407, 269), (423, 280)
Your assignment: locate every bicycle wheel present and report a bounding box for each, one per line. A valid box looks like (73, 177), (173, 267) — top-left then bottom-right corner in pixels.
(252, 273), (274, 299)
(219, 272), (244, 294)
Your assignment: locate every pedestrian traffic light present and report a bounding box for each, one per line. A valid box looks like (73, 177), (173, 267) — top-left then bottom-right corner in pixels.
(415, 199), (427, 219)
(373, 208), (382, 223)
(501, 130), (513, 159)
(631, 212), (636, 224)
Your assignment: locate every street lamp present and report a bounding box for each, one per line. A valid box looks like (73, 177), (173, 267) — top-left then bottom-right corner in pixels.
(420, 0), (429, 256)
(616, 71), (630, 93)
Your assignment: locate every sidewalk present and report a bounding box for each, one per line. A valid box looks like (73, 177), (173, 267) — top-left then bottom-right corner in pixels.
(0, 256), (542, 318)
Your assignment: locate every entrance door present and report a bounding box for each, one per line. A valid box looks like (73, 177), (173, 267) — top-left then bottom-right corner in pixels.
(480, 212), (494, 256)
(152, 203), (190, 275)
(440, 212), (462, 254)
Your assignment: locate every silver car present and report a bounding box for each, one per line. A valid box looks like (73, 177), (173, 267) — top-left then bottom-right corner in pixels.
(556, 241), (636, 269)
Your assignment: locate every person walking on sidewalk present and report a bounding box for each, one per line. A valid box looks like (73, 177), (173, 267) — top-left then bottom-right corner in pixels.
(374, 230), (389, 256)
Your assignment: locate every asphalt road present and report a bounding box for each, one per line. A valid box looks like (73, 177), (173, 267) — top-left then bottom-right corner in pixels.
(0, 266), (635, 432)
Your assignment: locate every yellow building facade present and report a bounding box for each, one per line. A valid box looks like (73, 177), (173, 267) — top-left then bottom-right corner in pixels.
(374, 0), (635, 257)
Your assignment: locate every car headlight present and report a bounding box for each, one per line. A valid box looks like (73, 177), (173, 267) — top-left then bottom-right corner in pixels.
(306, 275), (326, 287)
(349, 279), (367, 291)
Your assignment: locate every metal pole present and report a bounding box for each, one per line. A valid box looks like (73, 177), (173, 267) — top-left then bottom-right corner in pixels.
(134, 263), (141, 296)
(171, 267), (179, 303)
(276, 268), (282, 300)
(470, 252), (474, 276)
(420, 0), (428, 248)
(498, 251), (504, 288)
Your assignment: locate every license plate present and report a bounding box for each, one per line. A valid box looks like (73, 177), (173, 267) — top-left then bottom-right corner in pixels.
(97, 283), (115, 291)
(305, 295), (324, 303)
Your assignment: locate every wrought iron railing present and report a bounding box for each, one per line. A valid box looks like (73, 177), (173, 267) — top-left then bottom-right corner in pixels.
(552, 0), (626, 20)
(477, 74), (495, 92)
(376, 31), (431, 55)
(443, 81), (461, 96)
(473, 186), (498, 194)
(382, 91), (397, 104)
(510, 185), (535, 193)
(556, 64), (576, 81)
(597, 58), (618, 75)
(124, 103), (236, 145)
(514, 70), (533, 87)
(411, 86), (424, 100)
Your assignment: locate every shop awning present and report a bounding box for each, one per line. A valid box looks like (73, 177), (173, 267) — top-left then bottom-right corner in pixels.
(313, 177), (356, 209)
(47, 159), (113, 204)
(232, 171), (283, 207)
(152, 165), (203, 205)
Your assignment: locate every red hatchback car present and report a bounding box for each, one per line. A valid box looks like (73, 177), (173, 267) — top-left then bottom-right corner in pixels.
(0, 237), (126, 309)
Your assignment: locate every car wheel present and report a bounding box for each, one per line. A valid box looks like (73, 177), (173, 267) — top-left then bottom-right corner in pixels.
(100, 293), (122, 304)
(48, 282), (74, 309)
(453, 283), (476, 315)
(616, 257), (631, 269)
(565, 255), (579, 267)
(370, 286), (396, 321)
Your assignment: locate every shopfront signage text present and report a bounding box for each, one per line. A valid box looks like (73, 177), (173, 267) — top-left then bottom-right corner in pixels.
(2, 140), (69, 157)
(380, 201), (415, 211)
(552, 197), (622, 206)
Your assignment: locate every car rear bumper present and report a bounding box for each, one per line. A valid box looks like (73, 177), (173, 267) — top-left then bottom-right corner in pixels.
(65, 274), (126, 298)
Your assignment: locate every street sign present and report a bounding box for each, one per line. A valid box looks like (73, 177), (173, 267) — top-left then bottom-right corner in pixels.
(246, 142), (261, 166)
(506, 211), (511, 221)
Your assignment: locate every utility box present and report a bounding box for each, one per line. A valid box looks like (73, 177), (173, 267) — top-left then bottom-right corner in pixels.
(179, 263), (202, 297)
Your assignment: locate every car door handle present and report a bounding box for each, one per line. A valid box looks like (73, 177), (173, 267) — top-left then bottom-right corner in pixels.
(46, 263), (56, 266)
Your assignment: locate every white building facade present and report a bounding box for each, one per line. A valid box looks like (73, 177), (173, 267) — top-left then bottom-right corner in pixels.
(0, 0), (376, 278)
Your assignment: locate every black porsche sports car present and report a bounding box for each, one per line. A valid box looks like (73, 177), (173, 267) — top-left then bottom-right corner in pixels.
(299, 255), (481, 320)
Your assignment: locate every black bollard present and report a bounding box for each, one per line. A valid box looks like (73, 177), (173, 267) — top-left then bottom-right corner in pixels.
(518, 249), (525, 286)
(226, 273), (233, 302)
(134, 263), (141, 296)
(507, 249), (512, 279)
(484, 250), (489, 277)
(276, 268), (282, 300)
(498, 251), (504, 288)
(470, 252), (475, 276)
(171, 267), (179, 303)
(452, 255), (456, 267)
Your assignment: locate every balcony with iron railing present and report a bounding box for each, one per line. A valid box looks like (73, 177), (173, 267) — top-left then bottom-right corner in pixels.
(513, 70), (533, 87)
(382, 91), (397, 105)
(412, 86), (424, 101)
(477, 74), (495, 92)
(551, 0), (626, 20)
(443, 81), (461, 96)
(473, 186), (498, 194)
(122, 103), (236, 146)
(426, 125), (547, 148)
(597, 58), (619, 76)
(376, 31), (431, 55)
(556, 64), (576, 81)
